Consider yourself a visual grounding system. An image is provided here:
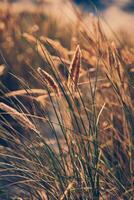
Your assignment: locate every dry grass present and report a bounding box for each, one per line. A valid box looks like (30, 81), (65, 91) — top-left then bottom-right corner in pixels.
(0, 1), (134, 200)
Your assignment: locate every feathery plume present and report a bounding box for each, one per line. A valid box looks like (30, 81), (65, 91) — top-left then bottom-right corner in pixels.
(0, 102), (39, 134)
(37, 67), (60, 96)
(68, 45), (81, 91)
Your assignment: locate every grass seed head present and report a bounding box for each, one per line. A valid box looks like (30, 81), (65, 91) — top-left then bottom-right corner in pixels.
(68, 44), (81, 91)
(0, 102), (39, 134)
(37, 67), (60, 96)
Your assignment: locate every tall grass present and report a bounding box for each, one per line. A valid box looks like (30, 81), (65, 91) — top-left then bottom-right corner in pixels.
(0, 1), (134, 199)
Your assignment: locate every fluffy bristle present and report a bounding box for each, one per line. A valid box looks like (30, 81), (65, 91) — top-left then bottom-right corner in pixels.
(37, 67), (60, 96)
(68, 45), (81, 91)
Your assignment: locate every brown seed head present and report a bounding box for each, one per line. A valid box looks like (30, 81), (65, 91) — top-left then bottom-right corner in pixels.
(37, 67), (60, 96)
(68, 45), (81, 91)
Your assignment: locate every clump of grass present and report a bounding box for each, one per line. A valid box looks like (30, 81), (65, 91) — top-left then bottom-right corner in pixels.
(0, 1), (134, 200)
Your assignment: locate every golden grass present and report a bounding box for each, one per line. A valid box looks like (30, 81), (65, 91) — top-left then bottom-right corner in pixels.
(68, 45), (81, 92)
(37, 67), (60, 96)
(0, 102), (39, 134)
(0, 1), (134, 199)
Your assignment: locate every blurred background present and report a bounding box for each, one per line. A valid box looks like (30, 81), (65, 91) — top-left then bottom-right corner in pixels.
(1, 0), (133, 38)
(1, 0), (134, 12)
(0, 0), (133, 91)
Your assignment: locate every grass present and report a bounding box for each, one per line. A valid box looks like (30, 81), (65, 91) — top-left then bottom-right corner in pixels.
(0, 1), (134, 199)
